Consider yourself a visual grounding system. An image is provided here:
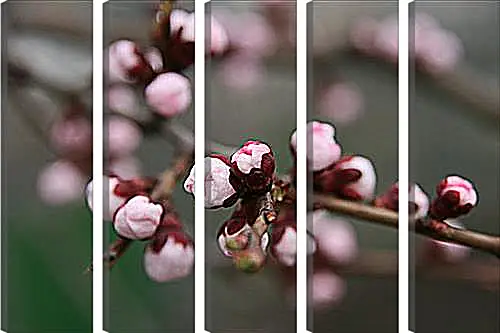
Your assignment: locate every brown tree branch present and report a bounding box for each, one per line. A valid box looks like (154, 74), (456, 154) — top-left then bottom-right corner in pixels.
(314, 193), (500, 258)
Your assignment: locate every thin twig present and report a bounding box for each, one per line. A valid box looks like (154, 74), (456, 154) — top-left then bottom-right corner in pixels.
(105, 237), (133, 269)
(314, 193), (500, 258)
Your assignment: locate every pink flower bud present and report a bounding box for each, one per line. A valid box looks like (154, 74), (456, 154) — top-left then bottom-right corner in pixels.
(374, 182), (430, 220)
(151, 9), (194, 71)
(170, 10), (195, 42)
(412, 183), (430, 220)
(50, 116), (92, 156)
(310, 210), (358, 265)
(318, 82), (364, 125)
(86, 176), (125, 221)
(217, 217), (253, 257)
(229, 141), (275, 195)
(268, 224), (297, 266)
(291, 121), (342, 171)
(113, 195), (163, 239)
(184, 155), (238, 209)
(430, 175), (478, 220)
(107, 116), (142, 157)
(260, 210), (316, 266)
(231, 141), (272, 174)
(38, 160), (86, 205)
(144, 227), (194, 282)
(315, 155), (377, 201)
(87, 175), (157, 221)
(311, 271), (346, 309)
(107, 40), (148, 83)
(144, 72), (191, 118)
(87, 176), (117, 220)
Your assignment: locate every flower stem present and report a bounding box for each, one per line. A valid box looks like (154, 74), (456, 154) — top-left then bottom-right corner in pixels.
(314, 193), (500, 258)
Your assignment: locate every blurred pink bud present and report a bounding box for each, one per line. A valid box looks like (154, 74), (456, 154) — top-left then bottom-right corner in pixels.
(310, 210), (358, 265)
(50, 116), (91, 155)
(228, 11), (277, 57)
(107, 116), (142, 157)
(113, 195), (163, 239)
(144, 228), (194, 282)
(107, 85), (140, 118)
(108, 156), (142, 180)
(38, 160), (86, 205)
(230, 141), (275, 194)
(170, 10), (195, 42)
(145, 72), (192, 117)
(311, 271), (346, 309)
(217, 216), (253, 257)
(218, 55), (264, 91)
(318, 82), (364, 125)
(315, 155), (377, 201)
(184, 155), (238, 209)
(260, 222), (317, 267)
(269, 225), (297, 266)
(349, 17), (378, 53)
(290, 121), (342, 172)
(416, 28), (463, 74)
(430, 175), (478, 220)
(425, 220), (470, 263)
(208, 15), (229, 55)
(373, 16), (398, 62)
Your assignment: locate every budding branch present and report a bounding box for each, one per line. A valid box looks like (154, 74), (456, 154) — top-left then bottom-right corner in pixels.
(314, 193), (500, 258)
(103, 150), (193, 270)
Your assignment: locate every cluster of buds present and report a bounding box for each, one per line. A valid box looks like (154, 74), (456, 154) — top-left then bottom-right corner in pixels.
(106, 3), (231, 178)
(182, 120), (378, 309)
(83, 2), (232, 282)
(350, 13), (463, 74)
(86, 175), (194, 282)
(184, 140), (311, 272)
